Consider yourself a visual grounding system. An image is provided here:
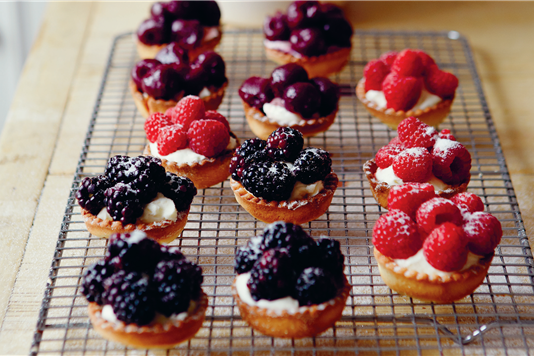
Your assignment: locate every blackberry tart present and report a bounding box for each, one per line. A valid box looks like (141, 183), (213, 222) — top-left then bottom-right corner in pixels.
(239, 63), (340, 140)
(76, 155), (197, 243)
(229, 127), (338, 224)
(82, 231), (207, 348)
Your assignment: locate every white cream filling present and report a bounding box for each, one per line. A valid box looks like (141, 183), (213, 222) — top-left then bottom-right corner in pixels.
(149, 136), (237, 165)
(375, 165), (449, 193)
(198, 87), (211, 98)
(365, 89), (441, 111)
(203, 26), (220, 42)
(289, 180), (324, 201)
(101, 304), (189, 325)
(263, 39), (302, 58)
(263, 101), (303, 126)
(97, 193), (179, 223)
(394, 249), (482, 277)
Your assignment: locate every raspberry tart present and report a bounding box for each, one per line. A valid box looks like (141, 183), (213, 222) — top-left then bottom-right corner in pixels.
(143, 96), (238, 189)
(233, 222), (350, 338)
(136, 0), (222, 60)
(356, 49), (459, 129)
(263, 1), (353, 78)
(239, 63), (340, 140)
(76, 155), (196, 243)
(82, 231), (207, 348)
(130, 47), (227, 118)
(364, 117), (470, 208)
(372, 188), (501, 303)
(229, 128), (338, 224)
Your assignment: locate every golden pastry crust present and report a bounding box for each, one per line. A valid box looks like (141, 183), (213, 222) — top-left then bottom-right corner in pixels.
(233, 276), (350, 338)
(356, 79), (453, 129)
(374, 248), (492, 303)
(81, 207), (189, 244)
(363, 159), (469, 209)
(230, 172), (338, 224)
(242, 101), (337, 140)
(88, 291), (207, 349)
(265, 46), (351, 78)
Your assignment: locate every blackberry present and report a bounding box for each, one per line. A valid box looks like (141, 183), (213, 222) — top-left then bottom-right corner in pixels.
(230, 138), (268, 181)
(104, 183), (144, 225)
(247, 248), (295, 301)
(160, 245), (186, 262)
(294, 267), (338, 306)
(80, 259), (115, 305)
(241, 161), (296, 201)
(293, 147), (332, 184)
(106, 231), (163, 273)
(234, 236), (263, 274)
(76, 175), (110, 215)
(160, 173), (197, 211)
(266, 127), (304, 162)
(105, 155), (165, 186)
(316, 238), (344, 277)
(152, 259), (203, 317)
(104, 155), (132, 184)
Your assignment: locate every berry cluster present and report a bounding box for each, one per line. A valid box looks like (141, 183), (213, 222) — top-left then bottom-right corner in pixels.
(373, 184), (502, 271)
(239, 63), (340, 118)
(264, 1), (352, 57)
(76, 155), (196, 225)
(229, 127), (332, 201)
(363, 49), (459, 111)
(131, 48), (226, 100)
(144, 96), (232, 158)
(235, 221), (345, 306)
(375, 117), (471, 185)
(81, 231), (203, 325)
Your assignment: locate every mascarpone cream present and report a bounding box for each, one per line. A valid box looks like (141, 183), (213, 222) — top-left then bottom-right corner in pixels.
(149, 136), (237, 165)
(96, 193), (179, 223)
(375, 165), (449, 193)
(394, 249), (482, 278)
(365, 89), (441, 111)
(235, 272), (299, 312)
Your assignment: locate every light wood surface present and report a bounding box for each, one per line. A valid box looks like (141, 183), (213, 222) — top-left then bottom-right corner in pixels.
(0, 1), (533, 354)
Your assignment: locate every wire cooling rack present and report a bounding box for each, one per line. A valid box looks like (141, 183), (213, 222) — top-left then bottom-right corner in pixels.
(30, 29), (534, 355)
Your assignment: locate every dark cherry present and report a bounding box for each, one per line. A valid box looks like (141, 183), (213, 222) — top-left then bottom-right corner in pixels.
(165, 1), (197, 20)
(137, 18), (167, 45)
(188, 51), (226, 88)
(150, 2), (167, 22)
(154, 42), (189, 65)
(323, 16), (353, 47)
(270, 63), (309, 98)
(310, 77), (340, 116)
(171, 19), (202, 50)
(238, 77), (274, 110)
(286, 1), (323, 29)
(131, 59), (161, 91)
(283, 82), (321, 118)
(196, 0), (221, 26)
(290, 28), (326, 57)
(263, 11), (290, 41)
(141, 64), (181, 100)
(320, 3), (345, 19)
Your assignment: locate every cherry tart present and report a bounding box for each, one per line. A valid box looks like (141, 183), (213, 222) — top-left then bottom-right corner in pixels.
(239, 63), (340, 140)
(263, 1), (353, 77)
(233, 222), (350, 338)
(76, 155), (196, 243)
(131, 46), (227, 118)
(372, 187), (502, 303)
(356, 49), (459, 129)
(81, 231), (207, 348)
(136, 0), (222, 60)
(229, 128), (338, 224)
(363, 117), (470, 208)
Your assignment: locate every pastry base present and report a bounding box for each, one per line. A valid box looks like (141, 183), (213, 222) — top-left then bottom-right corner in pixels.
(374, 249), (492, 303)
(81, 207), (189, 244)
(88, 291), (207, 348)
(356, 79), (453, 130)
(363, 159), (469, 209)
(233, 276), (350, 338)
(242, 102), (337, 140)
(230, 172), (338, 224)
(136, 30), (222, 60)
(265, 46), (351, 78)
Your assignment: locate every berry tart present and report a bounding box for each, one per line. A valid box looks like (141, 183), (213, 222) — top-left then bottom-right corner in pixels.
(143, 96), (239, 189)
(136, 0), (222, 60)
(229, 128), (338, 224)
(82, 231), (207, 348)
(372, 187), (501, 303)
(76, 155), (196, 243)
(239, 63), (340, 140)
(263, 1), (353, 78)
(233, 222), (350, 338)
(364, 117), (470, 208)
(356, 49), (459, 129)
(130, 47), (227, 118)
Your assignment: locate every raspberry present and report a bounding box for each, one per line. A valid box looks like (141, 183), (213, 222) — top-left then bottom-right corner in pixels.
(294, 267), (338, 306)
(388, 183), (436, 220)
(379, 51), (398, 68)
(157, 124), (188, 156)
(388, 136), (405, 149)
(241, 161), (296, 201)
(450, 192), (484, 214)
(169, 95), (206, 129)
(412, 49), (436, 75)
(439, 129), (456, 141)
(392, 147), (432, 183)
(431, 139), (471, 185)
(462, 212), (502, 255)
(375, 144), (404, 168)
(203, 110), (230, 130)
(382, 73), (423, 112)
(187, 119), (230, 157)
(397, 117), (438, 148)
(292, 147), (332, 184)
(423, 223), (468, 272)
(391, 49), (424, 77)
(266, 127), (304, 162)
(363, 59), (390, 91)
(424, 64), (459, 99)
(372, 210), (423, 259)
(144, 112), (173, 143)
(247, 248), (295, 301)
(416, 197), (463, 234)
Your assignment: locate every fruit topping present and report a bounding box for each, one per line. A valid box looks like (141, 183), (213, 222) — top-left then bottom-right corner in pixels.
(157, 124), (188, 155)
(373, 209), (424, 259)
(283, 82), (322, 118)
(81, 259), (115, 305)
(431, 138), (471, 185)
(270, 63), (309, 98)
(160, 172), (197, 211)
(315, 237), (344, 276)
(289, 28), (326, 57)
(241, 161), (296, 201)
(76, 176), (111, 215)
(137, 18), (167, 45)
(264, 11), (290, 41)
(438, 128), (456, 141)
(229, 138), (269, 181)
(266, 127), (304, 162)
(462, 212), (502, 255)
(235, 236), (264, 274)
(423, 223), (468, 272)
(196, 0), (221, 27)
(416, 197), (463, 234)
(387, 183), (436, 220)
(424, 64), (459, 99)
(450, 192), (484, 213)
(294, 267), (338, 306)
(392, 147), (432, 183)
(141, 64), (182, 100)
(203, 110), (230, 130)
(397, 117), (437, 149)
(364, 59), (390, 92)
(169, 95), (206, 129)
(131, 59), (161, 91)
(382, 73), (423, 111)
(104, 183), (147, 225)
(145, 112), (174, 143)
(189, 51), (227, 88)
(375, 144), (404, 169)
(247, 248), (294, 301)
(323, 15), (353, 47)
(286, 1), (323, 29)
(379, 51), (398, 68)
(310, 77), (340, 116)
(187, 119), (230, 157)
(391, 49), (424, 77)
(293, 147), (332, 184)
(238, 77), (274, 110)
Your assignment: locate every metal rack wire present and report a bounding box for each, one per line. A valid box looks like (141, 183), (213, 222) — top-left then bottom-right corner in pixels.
(30, 29), (534, 355)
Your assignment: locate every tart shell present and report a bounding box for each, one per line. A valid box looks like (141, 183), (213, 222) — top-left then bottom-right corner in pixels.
(230, 172), (338, 224)
(356, 79), (453, 129)
(374, 248), (493, 303)
(88, 291), (207, 349)
(232, 276), (350, 338)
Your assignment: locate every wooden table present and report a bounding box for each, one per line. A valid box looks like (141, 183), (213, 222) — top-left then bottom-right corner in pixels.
(0, 2), (533, 354)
